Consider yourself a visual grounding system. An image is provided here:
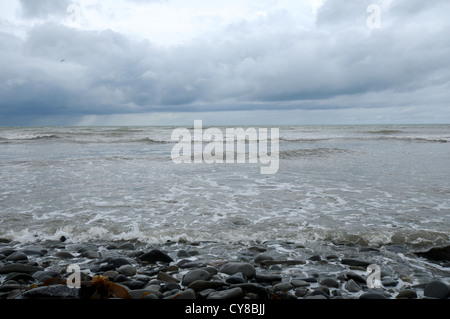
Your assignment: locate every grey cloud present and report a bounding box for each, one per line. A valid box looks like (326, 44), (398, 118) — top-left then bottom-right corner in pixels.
(1, 0), (450, 125)
(316, 0), (376, 27)
(19, 0), (73, 19)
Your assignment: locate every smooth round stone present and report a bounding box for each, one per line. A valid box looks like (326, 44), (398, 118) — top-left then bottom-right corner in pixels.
(108, 258), (132, 269)
(6, 252), (28, 262)
(5, 272), (34, 282)
(142, 293), (159, 299)
(128, 289), (162, 299)
(341, 259), (371, 267)
(81, 250), (101, 259)
(291, 279), (310, 287)
(127, 280), (146, 290)
(295, 288), (308, 297)
(309, 255), (321, 261)
(207, 287), (244, 299)
(139, 249), (174, 263)
(17, 285), (80, 299)
(308, 289), (330, 298)
(118, 264), (136, 276)
(188, 280), (225, 291)
(0, 283), (22, 292)
(0, 248), (16, 256)
(274, 282), (293, 292)
(346, 272), (367, 284)
(320, 278), (339, 288)
(145, 284), (162, 292)
(219, 262), (256, 278)
(345, 279), (362, 292)
(172, 288), (196, 299)
(32, 270), (60, 282)
(359, 292), (388, 299)
(0, 264), (43, 274)
(424, 281), (450, 299)
(198, 288), (216, 298)
(254, 253), (274, 264)
(163, 283), (181, 292)
(396, 289), (417, 299)
(157, 271), (179, 284)
(300, 277), (318, 283)
(399, 274), (415, 283)
(55, 251), (75, 259)
(256, 274), (282, 283)
(113, 274), (129, 283)
(203, 266), (218, 276)
(226, 272), (246, 284)
(182, 269), (212, 286)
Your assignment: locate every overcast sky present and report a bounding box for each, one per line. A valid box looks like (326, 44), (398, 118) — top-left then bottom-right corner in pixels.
(0, 0), (449, 126)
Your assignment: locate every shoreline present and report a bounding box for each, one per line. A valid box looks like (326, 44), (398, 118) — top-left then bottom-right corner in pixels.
(0, 238), (449, 300)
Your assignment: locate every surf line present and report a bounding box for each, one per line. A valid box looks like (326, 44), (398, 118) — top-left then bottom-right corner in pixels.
(171, 120), (279, 174)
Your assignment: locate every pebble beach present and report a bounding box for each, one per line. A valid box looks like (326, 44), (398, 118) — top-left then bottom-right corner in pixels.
(1, 237), (449, 300)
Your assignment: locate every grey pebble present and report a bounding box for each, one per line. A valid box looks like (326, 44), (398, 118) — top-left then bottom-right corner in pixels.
(6, 252), (28, 262)
(359, 292), (388, 299)
(117, 264), (136, 276)
(346, 271), (366, 284)
(291, 279), (310, 287)
(182, 268), (212, 286)
(344, 279), (362, 292)
(320, 278), (339, 288)
(396, 289), (417, 299)
(0, 264), (43, 274)
(273, 282), (293, 292)
(18, 285), (80, 299)
(341, 258), (371, 267)
(226, 272), (246, 284)
(207, 287), (244, 299)
(219, 262), (256, 278)
(423, 281), (450, 299)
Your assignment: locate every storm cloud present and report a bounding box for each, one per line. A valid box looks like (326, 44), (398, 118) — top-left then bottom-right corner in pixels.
(0, 0), (449, 125)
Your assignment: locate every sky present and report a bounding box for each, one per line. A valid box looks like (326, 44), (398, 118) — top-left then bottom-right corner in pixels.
(0, 0), (449, 126)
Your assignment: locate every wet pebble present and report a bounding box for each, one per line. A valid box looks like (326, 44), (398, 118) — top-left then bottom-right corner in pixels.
(344, 279), (362, 292)
(219, 262), (256, 278)
(2, 240), (448, 301)
(182, 268), (212, 286)
(423, 281), (450, 299)
(207, 287), (244, 299)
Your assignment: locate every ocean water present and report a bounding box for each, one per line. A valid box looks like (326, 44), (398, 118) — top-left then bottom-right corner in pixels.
(0, 124), (449, 250)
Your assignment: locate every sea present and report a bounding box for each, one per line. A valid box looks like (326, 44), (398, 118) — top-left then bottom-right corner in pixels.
(1, 124), (449, 284)
(0, 124), (449, 249)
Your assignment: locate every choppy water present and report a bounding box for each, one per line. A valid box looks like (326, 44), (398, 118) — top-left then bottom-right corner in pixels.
(0, 124), (449, 250)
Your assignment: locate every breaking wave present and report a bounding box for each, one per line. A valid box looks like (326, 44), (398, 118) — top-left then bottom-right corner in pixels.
(0, 133), (59, 141)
